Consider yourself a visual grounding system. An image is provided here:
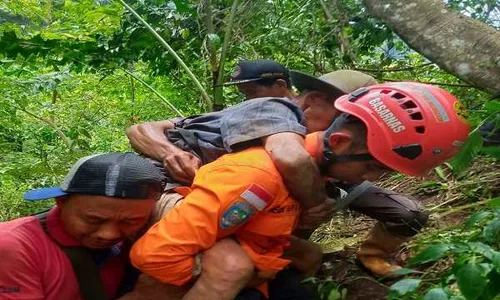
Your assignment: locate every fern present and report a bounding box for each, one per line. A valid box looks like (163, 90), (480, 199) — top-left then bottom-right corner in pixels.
(449, 129), (483, 175)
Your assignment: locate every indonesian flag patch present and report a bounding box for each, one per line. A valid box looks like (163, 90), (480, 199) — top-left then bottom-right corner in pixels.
(220, 184), (273, 229)
(240, 184), (273, 211)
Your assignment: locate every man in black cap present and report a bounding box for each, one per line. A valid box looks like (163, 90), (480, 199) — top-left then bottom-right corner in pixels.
(221, 59), (296, 100)
(0, 153), (167, 300)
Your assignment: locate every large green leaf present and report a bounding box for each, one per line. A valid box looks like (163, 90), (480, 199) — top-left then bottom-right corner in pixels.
(456, 263), (490, 300)
(488, 197), (500, 208)
(449, 130), (483, 175)
(484, 101), (500, 112)
(483, 219), (500, 243)
(207, 34), (221, 50)
(392, 268), (420, 276)
(481, 146), (500, 159)
(464, 211), (492, 229)
(172, 0), (191, 14)
(389, 279), (421, 296)
(493, 253), (500, 272)
(328, 288), (341, 300)
(409, 244), (452, 266)
(480, 270), (500, 300)
(424, 288), (449, 300)
(467, 242), (496, 260)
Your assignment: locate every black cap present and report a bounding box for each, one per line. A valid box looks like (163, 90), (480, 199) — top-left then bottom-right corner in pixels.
(23, 153), (166, 201)
(222, 59), (290, 86)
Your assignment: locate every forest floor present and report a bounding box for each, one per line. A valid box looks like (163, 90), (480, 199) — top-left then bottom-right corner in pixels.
(312, 158), (500, 299)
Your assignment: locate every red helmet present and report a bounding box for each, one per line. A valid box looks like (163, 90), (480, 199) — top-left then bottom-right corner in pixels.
(334, 82), (470, 176)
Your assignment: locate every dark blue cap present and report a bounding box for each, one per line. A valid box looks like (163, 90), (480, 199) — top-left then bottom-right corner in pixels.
(222, 59), (290, 86)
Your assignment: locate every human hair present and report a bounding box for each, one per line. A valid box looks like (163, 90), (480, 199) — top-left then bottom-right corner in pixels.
(256, 77), (292, 89)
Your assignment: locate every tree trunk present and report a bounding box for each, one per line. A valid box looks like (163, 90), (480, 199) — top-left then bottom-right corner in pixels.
(362, 0), (500, 95)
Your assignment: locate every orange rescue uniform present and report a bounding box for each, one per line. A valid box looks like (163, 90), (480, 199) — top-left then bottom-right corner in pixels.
(130, 146), (302, 285)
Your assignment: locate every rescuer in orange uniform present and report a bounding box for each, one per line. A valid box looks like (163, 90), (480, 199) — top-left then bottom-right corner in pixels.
(130, 82), (470, 299)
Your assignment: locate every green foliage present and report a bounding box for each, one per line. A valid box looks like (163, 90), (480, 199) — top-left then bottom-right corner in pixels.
(449, 130), (484, 175)
(456, 263), (491, 300)
(488, 197), (500, 208)
(311, 276), (347, 300)
(0, 60), (192, 220)
(409, 244), (452, 266)
(464, 211), (493, 229)
(424, 288), (449, 300)
(446, 0), (500, 27)
(393, 204), (500, 300)
(388, 279), (421, 298)
(483, 219), (500, 243)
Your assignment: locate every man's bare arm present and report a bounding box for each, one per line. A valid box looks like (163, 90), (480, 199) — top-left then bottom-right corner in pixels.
(126, 120), (176, 161)
(126, 121), (201, 185)
(263, 132), (326, 209)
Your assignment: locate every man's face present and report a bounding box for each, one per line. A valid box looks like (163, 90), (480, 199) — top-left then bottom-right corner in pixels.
(237, 81), (288, 100)
(326, 155), (391, 184)
(323, 132), (392, 184)
(300, 92), (340, 133)
(57, 194), (156, 249)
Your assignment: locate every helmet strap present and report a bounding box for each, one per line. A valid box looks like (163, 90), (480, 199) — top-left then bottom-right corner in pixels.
(321, 114), (374, 174)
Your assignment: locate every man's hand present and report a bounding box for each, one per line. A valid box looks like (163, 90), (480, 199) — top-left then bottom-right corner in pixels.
(118, 274), (190, 300)
(245, 270), (278, 288)
(298, 198), (336, 229)
(163, 150), (201, 185)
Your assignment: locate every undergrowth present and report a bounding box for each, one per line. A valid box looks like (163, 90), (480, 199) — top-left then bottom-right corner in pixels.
(388, 198), (500, 300)
(314, 158), (500, 300)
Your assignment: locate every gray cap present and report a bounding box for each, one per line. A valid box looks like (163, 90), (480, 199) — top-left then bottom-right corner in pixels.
(290, 69), (378, 99)
(24, 153), (166, 201)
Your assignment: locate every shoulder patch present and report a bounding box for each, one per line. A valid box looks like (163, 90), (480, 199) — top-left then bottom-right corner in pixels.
(221, 200), (255, 229)
(240, 184), (273, 211)
(220, 184), (274, 229)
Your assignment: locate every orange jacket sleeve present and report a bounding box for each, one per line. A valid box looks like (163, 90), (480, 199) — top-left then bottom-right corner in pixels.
(130, 163), (281, 285)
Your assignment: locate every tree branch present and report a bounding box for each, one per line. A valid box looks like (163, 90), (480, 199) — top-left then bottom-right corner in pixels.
(117, 0), (212, 109)
(318, 0), (333, 21)
(201, 0), (217, 74)
(122, 69), (185, 117)
(362, 0), (500, 94)
(319, 0), (357, 65)
(213, 0), (240, 111)
(18, 107), (73, 150)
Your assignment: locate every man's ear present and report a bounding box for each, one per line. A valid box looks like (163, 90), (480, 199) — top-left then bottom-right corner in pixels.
(275, 79), (288, 89)
(55, 195), (69, 208)
(328, 131), (354, 155)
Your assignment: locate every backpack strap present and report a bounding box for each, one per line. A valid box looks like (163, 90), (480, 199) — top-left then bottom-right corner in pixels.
(333, 180), (373, 211)
(35, 212), (108, 300)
